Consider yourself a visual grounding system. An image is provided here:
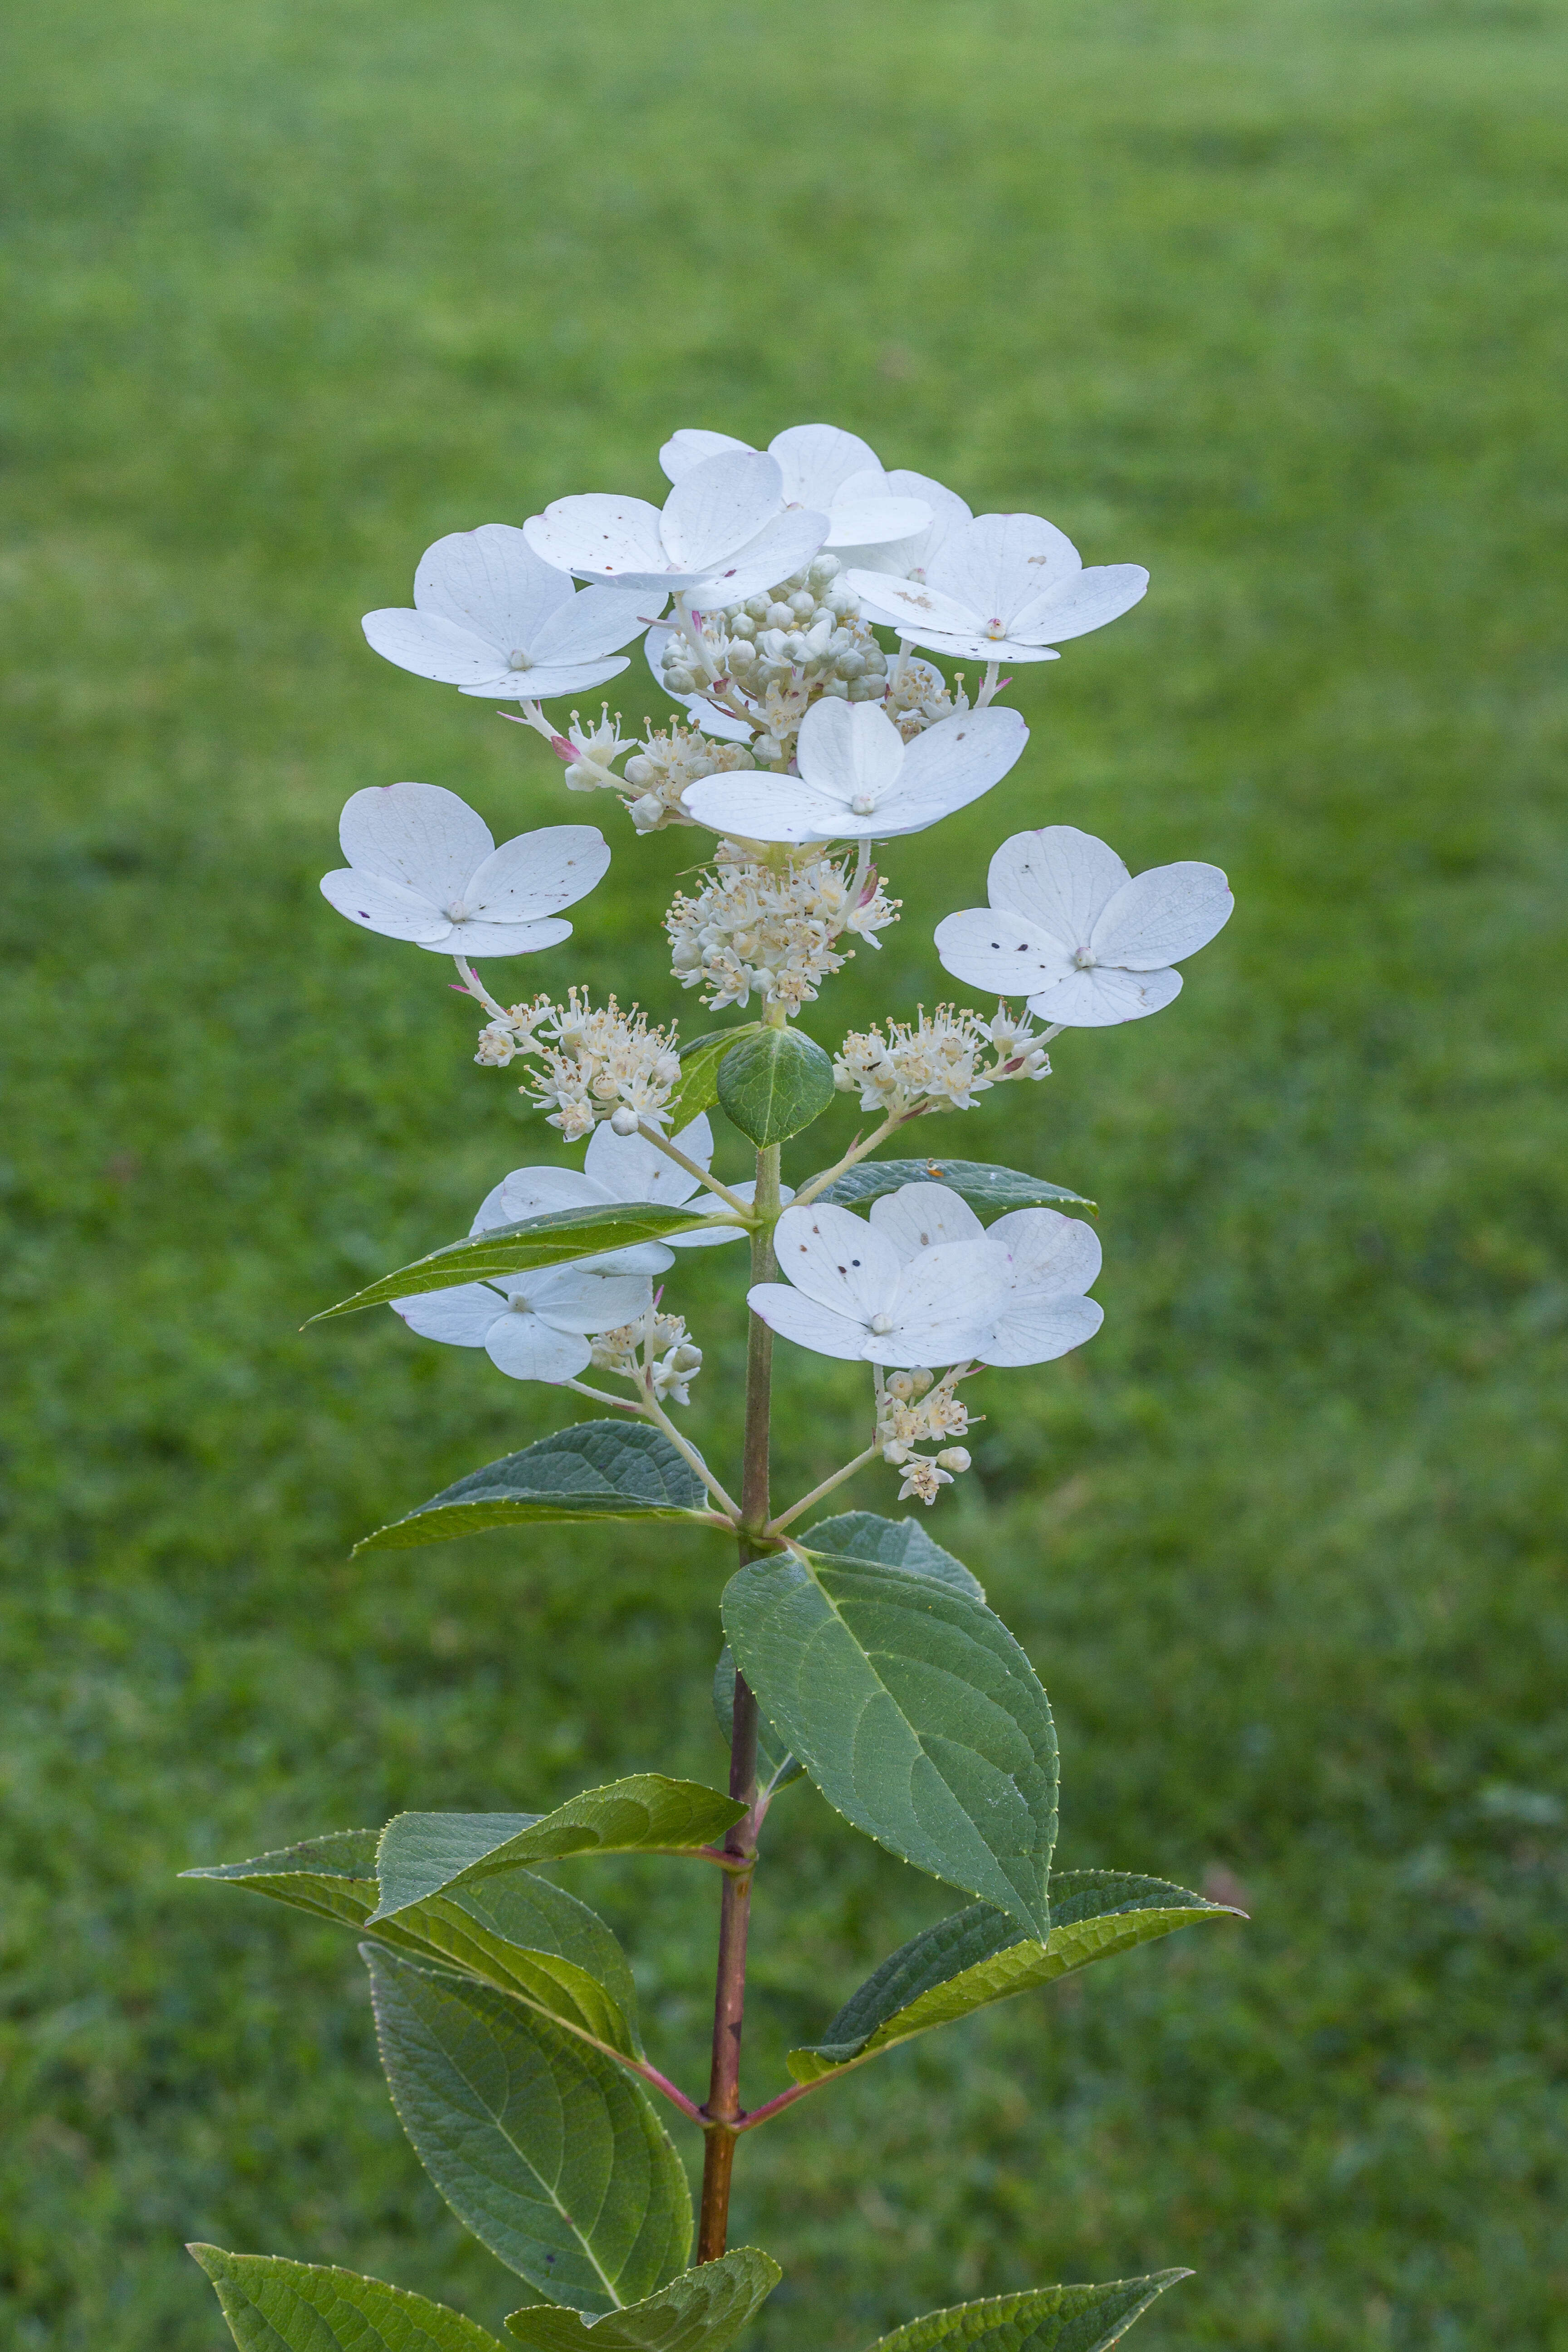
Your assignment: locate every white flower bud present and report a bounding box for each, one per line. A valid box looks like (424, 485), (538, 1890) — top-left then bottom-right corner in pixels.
(630, 791), (668, 833)
(765, 602), (794, 630)
(808, 554), (842, 587)
(935, 1447), (971, 1473)
(664, 665), (696, 695)
(789, 589), (816, 619)
(847, 676), (881, 701)
(745, 595), (770, 621)
(609, 1105), (640, 1135)
(728, 612), (756, 639)
(671, 1342), (702, 1372)
(623, 755), (656, 788)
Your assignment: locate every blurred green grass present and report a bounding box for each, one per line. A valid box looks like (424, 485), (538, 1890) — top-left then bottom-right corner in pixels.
(2, 0), (1566, 2344)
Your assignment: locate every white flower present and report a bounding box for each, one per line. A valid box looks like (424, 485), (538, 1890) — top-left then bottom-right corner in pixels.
(320, 784), (608, 956)
(471, 1113), (777, 1256)
(362, 526), (655, 701)
(833, 1002), (1048, 1117)
(502, 989), (683, 1138)
(747, 1202), (1000, 1368)
(935, 824), (1234, 1027)
(666, 843), (899, 1013)
(660, 423), (931, 551)
(849, 512), (1147, 663)
(681, 696), (1027, 845)
(391, 1264), (653, 1385)
(867, 1183), (1103, 1367)
(523, 450), (830, 606)
(832, 473), (973, 583)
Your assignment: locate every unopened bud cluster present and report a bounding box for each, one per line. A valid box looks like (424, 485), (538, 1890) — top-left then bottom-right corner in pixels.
(619, 726), (755, 834)
(666, 842), (900, 1013)
(474, 988), (681, 1140)
(660, 555), (894, 765)
(835, 1003), (1051, 1118)
(877, 1367), (976, 1506)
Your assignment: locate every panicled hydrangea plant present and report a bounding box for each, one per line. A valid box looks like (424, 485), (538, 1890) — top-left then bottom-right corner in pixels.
(186, 419), (1244, 2352)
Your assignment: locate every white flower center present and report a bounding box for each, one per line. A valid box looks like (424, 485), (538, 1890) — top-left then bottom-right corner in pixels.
(1073, 947), (1097, 969)
(850, 794), (878, 815)
(509, 1295), (533, 1314)
(508, 648), (532, 671)
(445, 899), (470, 923)
(985, 617), (1007, 639)
(869, 1312), (894, 1335)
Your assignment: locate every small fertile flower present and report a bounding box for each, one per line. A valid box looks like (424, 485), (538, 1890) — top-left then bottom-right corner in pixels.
(935, 824), (1234, 1026)
(472, 1113), (773, 1254)
(362, 526), (655, 701)
(523, 450), (830, 607)
(849, 512), (1147, 663)
(833, 1003), (1049, 1117)
(867, 1182), (1104, 1368)
(320, 784), (608, 956)
(391, 1264), (653, 1385)
(681, 696), (1027, 845)
(660, 424), (931, 550)
(666, 841), (899, 1013)
(747, 1203), (1000, 1369)
(504, 989), (683, 1140)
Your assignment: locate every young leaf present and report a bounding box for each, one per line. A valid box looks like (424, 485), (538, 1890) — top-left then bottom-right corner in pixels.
(716, 1027), (836, 1146)
(665, 1023), (766, 1126)
(816, 1158), (1095, 1215)
(354, 1421), (723, 1555)
(711, 1644), (804, 1790)
(722, 1552), (1057, 1937)
(865, 2274), (1190, 2352)
(182, 1828), (382, 1929)
(804, 1513), (984, 1601)
(787, 1869), (1243, 2082)
(367, 1948), (692, 2313)
(187, 2245), (504, 2352)
(314, 1202), (745, 1320)
(372, 1775), (746, 1920)
(505, 2247), (782, 2352)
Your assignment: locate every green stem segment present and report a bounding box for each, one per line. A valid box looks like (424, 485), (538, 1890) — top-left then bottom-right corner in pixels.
(696, 1141), (781, 2260)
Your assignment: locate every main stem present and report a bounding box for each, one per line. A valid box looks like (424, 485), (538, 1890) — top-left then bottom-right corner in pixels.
(696, 1137), (781, 2260)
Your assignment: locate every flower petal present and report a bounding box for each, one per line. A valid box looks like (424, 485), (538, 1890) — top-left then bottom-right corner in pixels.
(480, 1169), (608, 1230)
(691, 507), (829, 604)
(795, 696), (906, 807)
(875, 627), (1060, 665)
(931, 513), (1082, 629)
(512, 1266), (654, 1333)
(414, 525), (572, 653)
(584, 1113), (710, 1205)
(524, 496), (670, 583)
(1024, 964), (1184, 1027)
(456, 655), (631, 702)
(1009, 563), (1149, 646)
(894, 705), (1028, 821)
(986, 825), (1128, 947)
(878, 1237), (1003, 1365)
(769, 423), (884, 507)
(834, 470), (971, 576)
(745, 1283), (869, 1360)
(462, 825), (611, 925)
(845, 570), (986, 640)
(985, 1293), (1104, 1368)
(772, 1203), (901, 1320)
(987, 1205), (1102, 1295)
(529, 583), (661, 664)
(869, 1183), (985, 1261)
(392, 1282), (505, 1346)
(660, 451), (784, 572)
(1089, 861), (1234, 970)
(680, 775), (850, 844)
(933, 905), (1077, 996)
(426, 915), (573, 959)
(361, 608), (515, 686)
(661, 427), (752, 483)
(482, 1311), (593, 1383)
(824, 495), (933, 549)
(319, 867), (452, 943)
(338, 781), (493, 902)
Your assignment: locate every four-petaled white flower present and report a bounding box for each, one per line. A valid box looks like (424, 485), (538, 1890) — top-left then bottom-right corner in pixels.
(524, 451), (830, 607)
(935, 824), (1233, 1026)
(471, 1113), (789, 1261)
(681, 696), (1027, 844)
(747, 1202), (1001, 1368)
(849, 513), (1147, 663)
(392, 1264), (654, 1385)
(361, 525), (657, 702)
(870, 1183), (1103, 1366)
(833, 473), (973, 583)
(320, 784), (608, 957)
(659, 423), (933, 552)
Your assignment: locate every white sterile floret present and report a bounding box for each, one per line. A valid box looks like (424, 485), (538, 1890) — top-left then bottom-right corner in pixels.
(867, 1183), (1104, 1368)
(472, 1113), (781, 1254)
(665, 843), (899, 1013)
(320, 784), (608, 956)
(849, 512), (1148, 664)
(832, 472), (973, 583)
(659, 423), (932, 551)
(934, 824), (1234, 1027)
(746, 1203), (1000, 1369)
(362, 525), (656, 701)
(833, 1004), (1050, 1116)
(523, 450), (829, 606)
(681, 696), (1027, 845)
(390, 1264), (654, 1386)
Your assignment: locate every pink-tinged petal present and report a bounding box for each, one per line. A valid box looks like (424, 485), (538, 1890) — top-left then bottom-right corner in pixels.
(931, 514), (1082, 629)
(481, 1169), (608, 1231)
(530, 583), (661, 665)
(1089, 862), (1234, 970)
(745, 1284), (869, 1360)
(796, 696), (905, 806)
(985, 1293), (1104, 1368)
(845, 570), (985, 639)
(869, 1183), (984, 1261)
(661, 427), (752, 483)
(425, 915), (573, 959)
(1025, 964), (1185, 1027)
(362, 608), (514, 686)
(338, 781), (493, 901)
(584, 1113), (710, 1204)
(823, 495), (933, 549)
(879, 1237), (1003, 1365)
(897, 704), (1027, 811)
(456, 655), (630, 702)
(680, 775), (849, 844)
(463, 825), (610, 925)
(482, 1312), (593, 1383)
(1009, 564), (1149, 646)
(987, 1206), (1102, 1295)
(773, 1203), (902, 1319)
(693, 506), (829, 604)
(987, 826), (1128, 946)
(414, 524), (572, 652)
(933, 905), (1077, 996)
(523, 496), (669, 582)
(660, 451), (783, 571)
(516, 1266), (654, 1333)
(392, 1282), (505, 1346)
(320, 867), (451, 943)
(769, 423), (882, 507)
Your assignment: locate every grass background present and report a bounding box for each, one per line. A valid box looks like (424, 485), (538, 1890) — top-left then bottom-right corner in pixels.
(3, 0), (1566, 2345)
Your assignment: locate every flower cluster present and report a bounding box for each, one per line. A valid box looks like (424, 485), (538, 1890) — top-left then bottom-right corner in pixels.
(876, 1367), (976, 1506)
(655, 554), (893, 761)
(589, 1307), (703, 1405)
(619, 726), (755, 834)
(473, 988), (681, 1139)
(834, 1003), (1051, 1117)
(666, 843), (900, 1013)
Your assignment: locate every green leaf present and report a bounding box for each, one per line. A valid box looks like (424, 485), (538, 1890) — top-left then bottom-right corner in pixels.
(185, 1831), (646, 2059)
(367, 1948), (691, 2313)
(787, 1869), (1243, 2082)
(372, 1775), (745, 1921)
(353, 1422), (722, 1556)
(815, 1159), (1095, 1216)
(711, 1645), (804, 1791)
(864, 2274), (1190, 2352)
(505, 2248), (781, 2352)
(314, 1203), (746, 1320)
(722, 1553), (1057, 1936)
(716, 1027), (835, 1146)
(187, 2246), (504, 2352)
(804, 1513), (984, 1601)
(665, 1024), (766, 1126)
